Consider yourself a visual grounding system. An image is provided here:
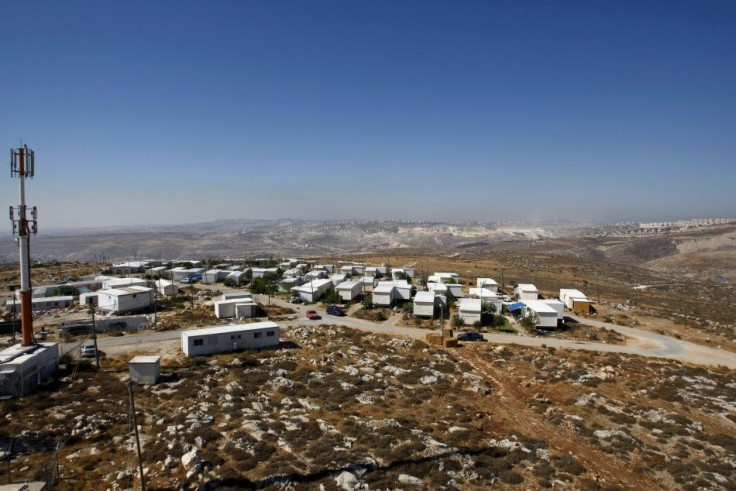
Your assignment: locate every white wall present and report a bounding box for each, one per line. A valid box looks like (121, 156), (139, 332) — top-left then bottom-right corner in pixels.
(182, 324), (279, 356)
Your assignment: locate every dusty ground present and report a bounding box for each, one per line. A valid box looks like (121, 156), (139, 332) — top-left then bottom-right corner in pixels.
(1, 326), (733, 490)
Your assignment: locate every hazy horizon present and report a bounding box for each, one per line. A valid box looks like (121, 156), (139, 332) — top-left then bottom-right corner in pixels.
(2, 1), (735, 229)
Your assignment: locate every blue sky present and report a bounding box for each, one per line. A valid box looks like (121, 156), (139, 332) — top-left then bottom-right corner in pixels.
(1, 1), (735, 228)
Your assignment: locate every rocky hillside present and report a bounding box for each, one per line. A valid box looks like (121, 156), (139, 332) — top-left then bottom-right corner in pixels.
(1, 325), (733, 489)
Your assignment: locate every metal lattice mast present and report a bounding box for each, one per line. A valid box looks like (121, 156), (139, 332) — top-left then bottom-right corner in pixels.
(9, 145), (38, 347)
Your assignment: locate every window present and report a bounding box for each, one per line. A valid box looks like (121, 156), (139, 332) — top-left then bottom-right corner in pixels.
(254, 332), (263, 339)
(230, 334), (242, 340)
(193, 339), (204, 346)
(267, 331), (275, 337)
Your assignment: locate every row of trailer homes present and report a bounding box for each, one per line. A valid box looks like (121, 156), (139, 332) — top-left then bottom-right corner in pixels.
(187, 257), (594, 330)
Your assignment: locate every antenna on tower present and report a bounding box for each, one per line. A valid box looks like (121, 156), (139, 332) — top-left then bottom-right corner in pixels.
(9, 144), (38, 346)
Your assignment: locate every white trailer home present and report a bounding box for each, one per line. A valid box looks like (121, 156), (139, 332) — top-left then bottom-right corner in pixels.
(431, 272), (460, 283)
(221, 292), (253, 301)
(283, 268), (303, 278)
(251, 267), (279, 279)
(458, 298), (482, 326)
(79, 292), (98, 307)
(146, 266), (168, 278)
(392, 280), (414, 301)
(202, 269), (229, 284)
(5, 296), (74, 313)
(0, 342), (59, 397)
(170, 267), (205, 281)
(181, 322), (279, 357)
(372, 282), (396, 307)
(559, 289), (592, 313)
(330, 273), (348, 286)
(291, 279), (333, 303)
(112, 261), (150, 274)
(214, 299), (259, 319)
(155, 279), (178, 297)
(413, 291), (437, 317)
(469, 288), (502, 314)
(305, 270), (327, 281)
(280, 258), (298, 269)
(101, 277), (148, 290)
(522, 300), (559, 329)
(468, 288), (498, 301)
(360, 276), (377, 293)
(446, 283), (464, 298)
(314, 264), (334, 273)
(279, 276), (304, 292)
(427, 282), (448, 295)
(515, 283), (539, 301)
(97, 286), (153, 315)
(225, 270), (245, 286)
(336, 281), (362, 302)
(542, 299), (565, 320)
(476, 278), (499, 292)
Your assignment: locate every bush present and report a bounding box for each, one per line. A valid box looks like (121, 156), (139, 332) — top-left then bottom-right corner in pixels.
(453, 316), (465, 327)
(362, 294), (373, 310)
(323, 287), (340, 305)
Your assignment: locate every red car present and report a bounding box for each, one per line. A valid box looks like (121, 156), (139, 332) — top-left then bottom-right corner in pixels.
(306, 310), (321, 320)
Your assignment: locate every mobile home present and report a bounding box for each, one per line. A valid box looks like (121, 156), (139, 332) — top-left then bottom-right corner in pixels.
(181, 322), (280, 356)
(336, 280), (362, 302)
(522, 300), (559, 329)
(97, 287), (153, 315)
(458, 298), (482, 326)
(413, 291), (437, 318)
(515, 283), (539, 301)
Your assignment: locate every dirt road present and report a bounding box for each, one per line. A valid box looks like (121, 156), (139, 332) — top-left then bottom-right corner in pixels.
(90, 293), (736, 369)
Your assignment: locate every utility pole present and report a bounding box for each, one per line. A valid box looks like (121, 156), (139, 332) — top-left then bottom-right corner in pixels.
(9, 145), (38, 347)
(88, 300), (100, 368)
(127, 381), (146, 491)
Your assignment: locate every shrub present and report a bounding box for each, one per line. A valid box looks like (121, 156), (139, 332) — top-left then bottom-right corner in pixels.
(499, 470), (523, 484)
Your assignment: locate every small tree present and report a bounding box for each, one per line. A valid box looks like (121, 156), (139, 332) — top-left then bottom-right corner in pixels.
(362, 294), (373, 310)
(324, 287), (340, 305)
(453, 315), (465, 328)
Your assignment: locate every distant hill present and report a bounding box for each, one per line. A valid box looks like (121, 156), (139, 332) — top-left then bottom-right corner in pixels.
(1, 218), (734, 284)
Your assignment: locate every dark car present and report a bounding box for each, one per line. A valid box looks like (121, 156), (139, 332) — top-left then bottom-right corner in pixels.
(457, 332), (486, 342)
(306, 310), (321, 320)
(326, 305), (346, 316)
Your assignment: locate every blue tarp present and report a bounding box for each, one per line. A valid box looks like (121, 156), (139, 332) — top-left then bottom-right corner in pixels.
(507, 301), (525, 311)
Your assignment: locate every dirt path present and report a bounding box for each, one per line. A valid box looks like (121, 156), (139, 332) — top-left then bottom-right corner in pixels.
(455, 345), (660, 489)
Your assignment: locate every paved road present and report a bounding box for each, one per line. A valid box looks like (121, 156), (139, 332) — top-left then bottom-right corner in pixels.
(82, 292), (736, 369)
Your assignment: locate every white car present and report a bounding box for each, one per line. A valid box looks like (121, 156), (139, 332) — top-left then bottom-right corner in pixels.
(80, 342), (96, 358)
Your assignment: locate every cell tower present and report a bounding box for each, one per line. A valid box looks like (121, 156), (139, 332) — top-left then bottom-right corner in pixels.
(9, 144), (38, 347)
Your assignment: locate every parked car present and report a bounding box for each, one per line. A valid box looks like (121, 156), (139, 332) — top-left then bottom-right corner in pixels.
(457, 332), (486, 342)
(80, 342), (97, 357)
(326, 305), (346, 316)
(306, 310), (321, 320)
(290, 295), (303, 304)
